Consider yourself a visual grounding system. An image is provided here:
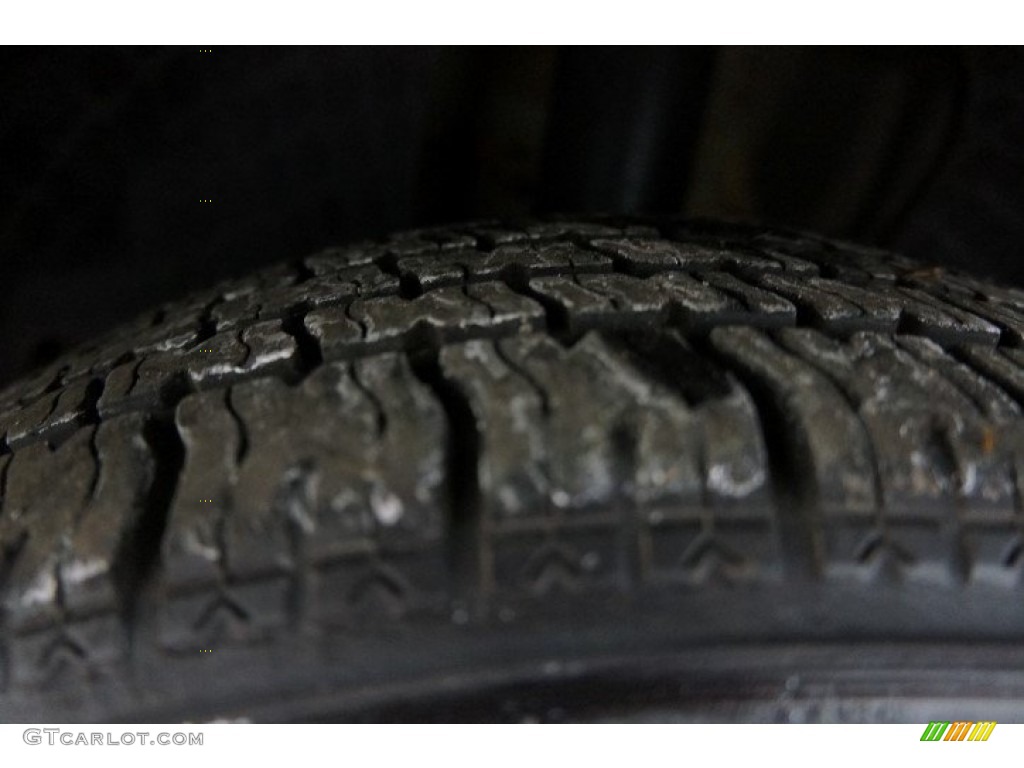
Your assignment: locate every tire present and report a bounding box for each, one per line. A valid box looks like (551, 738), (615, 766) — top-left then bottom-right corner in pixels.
(3, 217), (1024, 723)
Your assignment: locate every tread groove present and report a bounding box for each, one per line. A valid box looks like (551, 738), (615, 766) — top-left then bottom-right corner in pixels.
(223, 388), (250, 464)
(192, 296), (225, 349)
(0, 530), (27, 693)
(492, 339), (551, 416)
(773, 333), (889, 513)
(349, 361), (387, 437)
(408, 348), (484, 606)
(113, 417), (185, 651)
(276, 461), (314, 628)
(501, 277), (572, 341)
(374, 252), (423, 300)
(697, 333), (819, 580)
(280, 315), (324, 379)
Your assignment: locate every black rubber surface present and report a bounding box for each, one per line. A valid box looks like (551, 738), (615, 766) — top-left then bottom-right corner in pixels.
(3, 217), (1024, 722)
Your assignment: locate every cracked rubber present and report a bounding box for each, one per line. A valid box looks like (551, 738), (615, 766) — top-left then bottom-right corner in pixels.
(4, 217), (1024, 722)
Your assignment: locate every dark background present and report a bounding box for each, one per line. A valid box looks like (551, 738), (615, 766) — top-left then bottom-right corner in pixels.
(1, 45), (1022, 388)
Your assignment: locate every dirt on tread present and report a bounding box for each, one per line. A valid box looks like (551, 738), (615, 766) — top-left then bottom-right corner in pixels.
(2, 217), (1024, 722)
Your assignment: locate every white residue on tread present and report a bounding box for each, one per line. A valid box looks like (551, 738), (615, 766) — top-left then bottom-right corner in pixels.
(960, 461), (978, 495)
(63, 558), (107, 585)
(371, 486), (404, 526)
(551, 489), (571, 508)
(541, 660), (563, 675)
(22, 570), (57, 607)
(185, 530), (220, 562)
(509, 396), (533, 432)
(250, 345), (294, 368)
(707, 463), (765, 498)
(908, 450), (943, 495)
(416, 465), (443, 503)
(201, 362), (240, 379)
(497, 485), (523, 514)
